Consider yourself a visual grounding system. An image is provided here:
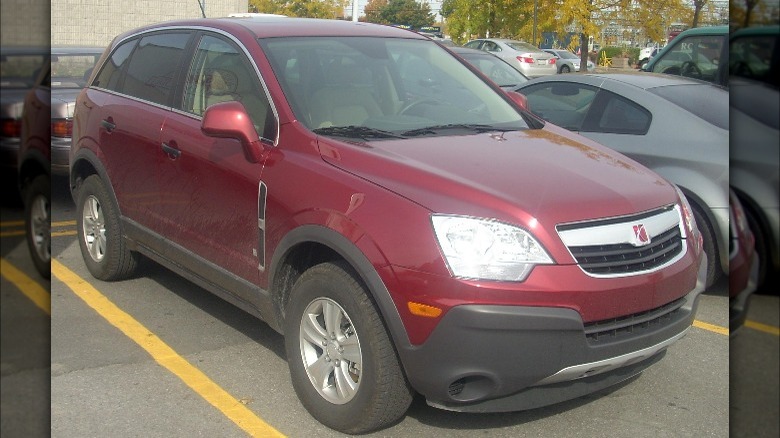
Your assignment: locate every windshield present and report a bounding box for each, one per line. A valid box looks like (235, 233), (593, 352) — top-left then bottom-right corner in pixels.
(505, 41), (540, 53)
(557, 51), (579, 59)
(51, 51), (102, 89)
(261, 37), (528, 137)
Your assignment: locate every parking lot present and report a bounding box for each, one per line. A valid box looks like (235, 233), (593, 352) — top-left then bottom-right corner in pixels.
(0, 175), (775, 437)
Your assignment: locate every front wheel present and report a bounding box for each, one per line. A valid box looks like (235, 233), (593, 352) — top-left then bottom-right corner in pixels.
(284, 262), (413, 434)
(24, 175), (51, 279)
(76, 175), (139, 281)
(560, 65), (571, 73)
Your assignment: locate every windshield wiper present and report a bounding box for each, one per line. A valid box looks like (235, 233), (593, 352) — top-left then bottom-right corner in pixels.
(401, 124), (513, 137)
(313, 125), (405, 139)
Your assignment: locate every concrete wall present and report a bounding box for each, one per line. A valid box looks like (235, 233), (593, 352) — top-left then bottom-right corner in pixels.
(1, 0), (50, 47)
(51, 0), (248, 48)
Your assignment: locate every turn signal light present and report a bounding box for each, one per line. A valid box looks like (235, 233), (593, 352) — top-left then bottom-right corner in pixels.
(407, 302), (442, 318)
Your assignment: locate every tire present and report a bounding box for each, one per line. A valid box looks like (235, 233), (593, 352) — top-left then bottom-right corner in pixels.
(692, 205), (721, 289)
(743, 206), (770, 291)
(560, 65), (571, 73)
(24, 174), (51, 279)
(76, 175), (139, 281)
(638, 59), (648, 69)
(284, 261), (413, 434)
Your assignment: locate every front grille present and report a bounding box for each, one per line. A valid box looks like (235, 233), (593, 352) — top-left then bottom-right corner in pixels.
(570, 227), (683, 275)
(557, 205), (686, 277)
(584, 297), (686, 344)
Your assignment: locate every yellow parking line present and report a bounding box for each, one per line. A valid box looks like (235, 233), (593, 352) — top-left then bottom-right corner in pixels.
(0, 220), (25, 227)
(0, 230), (25, 237)
(51, 260), (285, 438)
(52, 231), (77, 237)
(692, 320), (729, 336)
(53, 220), (76, 227)
(744, 320), (780, 336)
(0, 257), (51, 315)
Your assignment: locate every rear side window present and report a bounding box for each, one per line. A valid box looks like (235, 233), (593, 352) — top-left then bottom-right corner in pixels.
(588, 92), (651, 135)
(93, 40), (136, 90)
(94, 32), (191, 106)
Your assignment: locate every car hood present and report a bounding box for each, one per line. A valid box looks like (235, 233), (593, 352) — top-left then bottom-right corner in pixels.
(317, 124), (675, 230)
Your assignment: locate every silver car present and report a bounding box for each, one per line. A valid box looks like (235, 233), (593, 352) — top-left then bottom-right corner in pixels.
(449, 46), (529, 90)
(464, 38), (557, 78)
(542, 48), (595, 73)
(49, 46), (104, 175)
(515, 72), (732, 288)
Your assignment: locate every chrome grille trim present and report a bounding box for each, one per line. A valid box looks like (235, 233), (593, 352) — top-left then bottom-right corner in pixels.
(557, 205), (687, 277)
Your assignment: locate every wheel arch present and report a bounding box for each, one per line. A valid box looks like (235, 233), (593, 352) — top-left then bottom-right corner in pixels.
(268, 224), (409, 350)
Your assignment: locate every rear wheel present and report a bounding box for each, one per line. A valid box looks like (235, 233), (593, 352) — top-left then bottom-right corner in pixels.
(284, 261), (413, 434)
(76, 175), (139, 280)
(24, 175), (51, 279)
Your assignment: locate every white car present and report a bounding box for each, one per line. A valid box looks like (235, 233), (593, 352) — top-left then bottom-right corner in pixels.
(464, 38), (557, 78)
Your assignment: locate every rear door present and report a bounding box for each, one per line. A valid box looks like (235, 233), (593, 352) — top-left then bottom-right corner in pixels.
(87, 31), (192, 231)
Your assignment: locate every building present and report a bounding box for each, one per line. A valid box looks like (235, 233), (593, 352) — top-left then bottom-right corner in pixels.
(51, 0), (248, 47)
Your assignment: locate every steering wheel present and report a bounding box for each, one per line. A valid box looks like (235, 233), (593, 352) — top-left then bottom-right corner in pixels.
(680, 60), (702, 78)
(731, 61), (753, 77)
(399, 98), (439, 116)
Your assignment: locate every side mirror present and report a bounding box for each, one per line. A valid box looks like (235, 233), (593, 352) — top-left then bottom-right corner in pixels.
(201, 101), (264, 163)
(506, 90), (529, 111)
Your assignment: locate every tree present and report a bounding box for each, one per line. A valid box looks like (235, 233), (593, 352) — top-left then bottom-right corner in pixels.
(364, 0), (435, 28)
(248, 0), (348, 19)
(691, 0), (707, 27)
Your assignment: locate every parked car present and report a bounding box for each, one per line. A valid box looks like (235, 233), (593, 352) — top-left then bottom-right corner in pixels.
(17, 58), (52, 279)
(729, 25), (780, 292)
(642, 25), (729, 86)
(542, 48), (595, 73)
(1, 45), (48, 199)
(637, 46), (660, 69)
(449, 46), (529, 90)
(71, 17), (705, 434)
(464, 38), (557, 77)
(49, 46), (104, 176)
(515, 72), (730, 288)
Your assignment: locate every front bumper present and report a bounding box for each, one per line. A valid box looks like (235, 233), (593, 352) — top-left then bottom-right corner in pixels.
(51, 136), (71, 176)
(400, 253), (707, 412)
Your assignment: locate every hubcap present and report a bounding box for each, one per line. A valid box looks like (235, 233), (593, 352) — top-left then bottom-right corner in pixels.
(30, 193), (50, 263)
(82, 195), (107, 263)
(299, 297), (362, 404)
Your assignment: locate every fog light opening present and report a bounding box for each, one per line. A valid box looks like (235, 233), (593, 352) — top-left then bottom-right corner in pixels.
(447, 375), (497, 402)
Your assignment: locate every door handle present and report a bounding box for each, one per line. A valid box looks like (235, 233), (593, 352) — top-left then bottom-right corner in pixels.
(161, 142), (181, 159)
(101, 119), (115, 132)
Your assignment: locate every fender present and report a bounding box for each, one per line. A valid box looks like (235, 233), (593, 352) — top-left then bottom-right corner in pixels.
(269, 224), (411, 351)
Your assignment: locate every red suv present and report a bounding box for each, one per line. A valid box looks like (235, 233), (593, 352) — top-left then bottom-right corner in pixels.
(70, 17), (706, 434)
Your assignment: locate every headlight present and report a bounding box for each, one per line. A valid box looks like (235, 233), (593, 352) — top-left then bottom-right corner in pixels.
(674, 186), (699, 242)
(431, 215), (553, 282)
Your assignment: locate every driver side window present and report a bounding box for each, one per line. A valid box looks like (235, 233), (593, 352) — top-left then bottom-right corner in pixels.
(182, 34), (275, 140)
